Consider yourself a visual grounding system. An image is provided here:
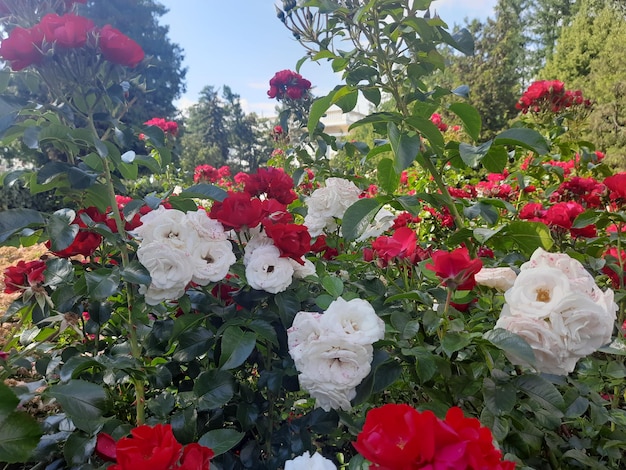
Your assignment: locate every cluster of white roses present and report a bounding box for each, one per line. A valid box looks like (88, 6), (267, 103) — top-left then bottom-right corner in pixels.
(304, 177), (362, 237)
(492, 248), (617, 375)
(134, 207), (236, 305)
(287, 297), (385, 411)
(243, 230), (316, 294)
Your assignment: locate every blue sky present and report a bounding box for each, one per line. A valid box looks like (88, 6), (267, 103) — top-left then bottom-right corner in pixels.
(160, 0), (497, 116)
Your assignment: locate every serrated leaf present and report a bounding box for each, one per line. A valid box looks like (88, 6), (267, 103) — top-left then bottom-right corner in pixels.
(515, 375), (564, 413)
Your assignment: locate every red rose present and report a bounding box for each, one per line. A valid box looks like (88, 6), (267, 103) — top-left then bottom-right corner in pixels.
(602, 247), (626, 289)
(0, 26), (45, 70)
(47, 230), (102, 258)
(371, 227), (417, 266)
(261, 198), (293, 224)
(264, 222), (311, 264)
(178, 443), (215, 470)
(425, 247), (483, 290)
(40, 13), (95, 48)
(109, 424), (182, 470)
(604, 173), (626, 201)
(95, 432), (117, 462)
(354, 404), (514, 470)
(208, 192), (264, 231)
(144, 117), (179, 136)
(244, 167), (297, 205)
(98, 24), (144, 67)
(3, 260), (46, 294)
(267, 69), (311, 101)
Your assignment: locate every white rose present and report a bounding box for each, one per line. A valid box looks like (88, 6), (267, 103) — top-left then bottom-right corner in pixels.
(190, 239), (236, 285)
(297, 339), (373, 411)
(134, 206), (188, 248)
(245, 245), (294, 294)
(185, 210), (228, 241)
(322, 297), (385, 345)
(304, 213), (334, 238)
(323, 177), (362, 218)
(137, 241), (194, 305)
(289, 258), (317, 279)
(288, 311), (324, 367)
(521, 248), (598, 297)
(494, 314), (577, 375)
(304, 178), (361, 236)
(475, 267), (517, 291)
(504, 267), (572, 320)
(243, 231), (274, 266)
(285, 451), (337, 470)
(548, 293), (616, 357)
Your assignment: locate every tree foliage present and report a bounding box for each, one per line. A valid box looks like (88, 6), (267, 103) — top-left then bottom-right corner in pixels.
(445, 0), (525, 138)
(180, 86), (274, 174)
(541, 0), (626, 167)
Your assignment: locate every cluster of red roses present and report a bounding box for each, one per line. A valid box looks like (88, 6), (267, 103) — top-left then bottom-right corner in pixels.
(3, 259), (46, 294)
(0, 12), (144, 71)
(354, 404), (515, 470)
(144, 117), (179, 137)
(516, 79), (592, 114)
(267, 69), (312, 100)
(209, 167), (311, 262)
(193, 164), (232, 185)
(96, 424), (213, 470)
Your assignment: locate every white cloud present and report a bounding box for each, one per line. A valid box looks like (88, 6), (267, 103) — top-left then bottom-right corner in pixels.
(240, 98), (278, 118)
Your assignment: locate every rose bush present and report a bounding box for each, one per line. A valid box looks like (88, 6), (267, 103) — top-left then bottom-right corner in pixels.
(0, 0), (625, 469)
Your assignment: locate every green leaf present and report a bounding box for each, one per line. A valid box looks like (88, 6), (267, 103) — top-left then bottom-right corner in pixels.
(0, 383), (19, 421)
(404, 116), (445, 156)
(441, 332), (471, 357)
(48, 380), (107, 433)
(341, 198), (384, 242)
(562, 449), (609, 469)
(463, 202), (500, 225)
(179, 184), (227, 202)
(308, 92), (334, 135)
(47, 212), (79, 252)
(493, 221), (554, 257)
(85, 268), (121, 301)
(377, 158), (400, 194)
(515, 375), (564, 413)
(193, 369), (235, 410)
(483, 377), (517, 415)
(198, 429), (244, 457)
(361, 87), (381, 106)
(321, 275), (344, 298)
(484, 329), (536, 367)
(349, 112), (402, 131)
(494, 128), (549, 155)
(353, 351), (402, 406)
(481, 146), (509, 174)
(219, 326), (257, 370)
(0, 408), (41, 463)
(449, 102), (481, 141)
(0, 209), (45, 243)
(120, 261), (151, 285)
(59, 356), (102, 383)
(388, 122), (421, 172)
(93, 136), (108, 158)
(63, 433), (96, 466)
(459, 141), (492, 168)
(333, 87), (358, 113)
